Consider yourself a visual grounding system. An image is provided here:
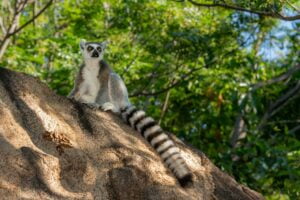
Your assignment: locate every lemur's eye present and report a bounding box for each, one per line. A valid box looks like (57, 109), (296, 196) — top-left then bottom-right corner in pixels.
(87, 46), (94, 52)
(96, 47), (102, 52)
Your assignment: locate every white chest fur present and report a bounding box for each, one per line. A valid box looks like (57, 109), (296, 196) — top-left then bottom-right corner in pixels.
(80, 60), (101, 103)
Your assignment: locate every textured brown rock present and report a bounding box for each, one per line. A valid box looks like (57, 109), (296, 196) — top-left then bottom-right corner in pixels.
(0, 67), (264, 200)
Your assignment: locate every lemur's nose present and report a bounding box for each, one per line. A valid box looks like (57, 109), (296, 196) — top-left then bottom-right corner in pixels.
(92, 51), (99, 57)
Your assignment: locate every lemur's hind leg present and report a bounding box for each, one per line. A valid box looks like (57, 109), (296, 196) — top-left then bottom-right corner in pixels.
(101, 73), (130, 113)
(74, 89), (100, 110)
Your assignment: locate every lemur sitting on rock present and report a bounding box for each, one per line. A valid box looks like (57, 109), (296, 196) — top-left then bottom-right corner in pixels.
(68, 40), (193, 187)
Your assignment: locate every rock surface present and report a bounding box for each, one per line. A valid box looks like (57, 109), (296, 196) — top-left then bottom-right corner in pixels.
(0, 67), (264, 200)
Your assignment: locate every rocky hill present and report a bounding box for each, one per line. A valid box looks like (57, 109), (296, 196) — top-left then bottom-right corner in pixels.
(0, 67), (264, 200)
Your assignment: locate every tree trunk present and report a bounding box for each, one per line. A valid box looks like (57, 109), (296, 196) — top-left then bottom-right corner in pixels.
(0, 67), (264, 200)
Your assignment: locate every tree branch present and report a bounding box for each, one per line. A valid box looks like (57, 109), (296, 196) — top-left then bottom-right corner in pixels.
(130, 78), (183, 97)
(0, 0), (28, 59)
(267, 119), (300, 125)
(8, 0), (54, 37)
(230, 114), (247, 148)
(288, 124), (300, 134)
(0, 17), (7, 34)
(284, 0), (300, 13)
(251, 64), (300, 90)
(130, 46), (241, 97)
(231, 64), (300, 145)
(158, 84), (172, 125)
(185, 0), (300, 21)
(258, 80), (300, 129)
(0, 0), (54, 60)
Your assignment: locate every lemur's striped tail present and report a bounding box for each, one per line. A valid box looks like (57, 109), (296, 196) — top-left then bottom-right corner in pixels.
(120, 105), (193, 187)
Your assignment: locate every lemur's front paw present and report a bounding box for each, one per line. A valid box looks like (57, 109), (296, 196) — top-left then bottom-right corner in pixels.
(101, 102), (118, 113)
(84, 103), (100, 110)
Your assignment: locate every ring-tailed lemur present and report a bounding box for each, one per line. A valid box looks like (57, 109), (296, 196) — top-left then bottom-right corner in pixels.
(68, 40), (193, 187)
(68, 40), (129, 112)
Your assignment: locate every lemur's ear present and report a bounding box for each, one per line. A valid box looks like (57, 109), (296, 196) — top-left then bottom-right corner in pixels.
(101, 41), (108, 49)
(79, 39), (86, 50)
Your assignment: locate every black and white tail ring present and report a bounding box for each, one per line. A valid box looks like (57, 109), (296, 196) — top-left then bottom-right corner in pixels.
(120, 105), (193, 187)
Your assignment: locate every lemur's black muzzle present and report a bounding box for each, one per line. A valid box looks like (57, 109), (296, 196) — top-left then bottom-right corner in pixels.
(91, 50), (99, 57)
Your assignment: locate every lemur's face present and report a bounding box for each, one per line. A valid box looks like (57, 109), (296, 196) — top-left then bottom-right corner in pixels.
(80, 41), (107, 60)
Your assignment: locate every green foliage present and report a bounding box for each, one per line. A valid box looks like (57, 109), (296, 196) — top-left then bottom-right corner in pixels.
(0, 0), (299, 198)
